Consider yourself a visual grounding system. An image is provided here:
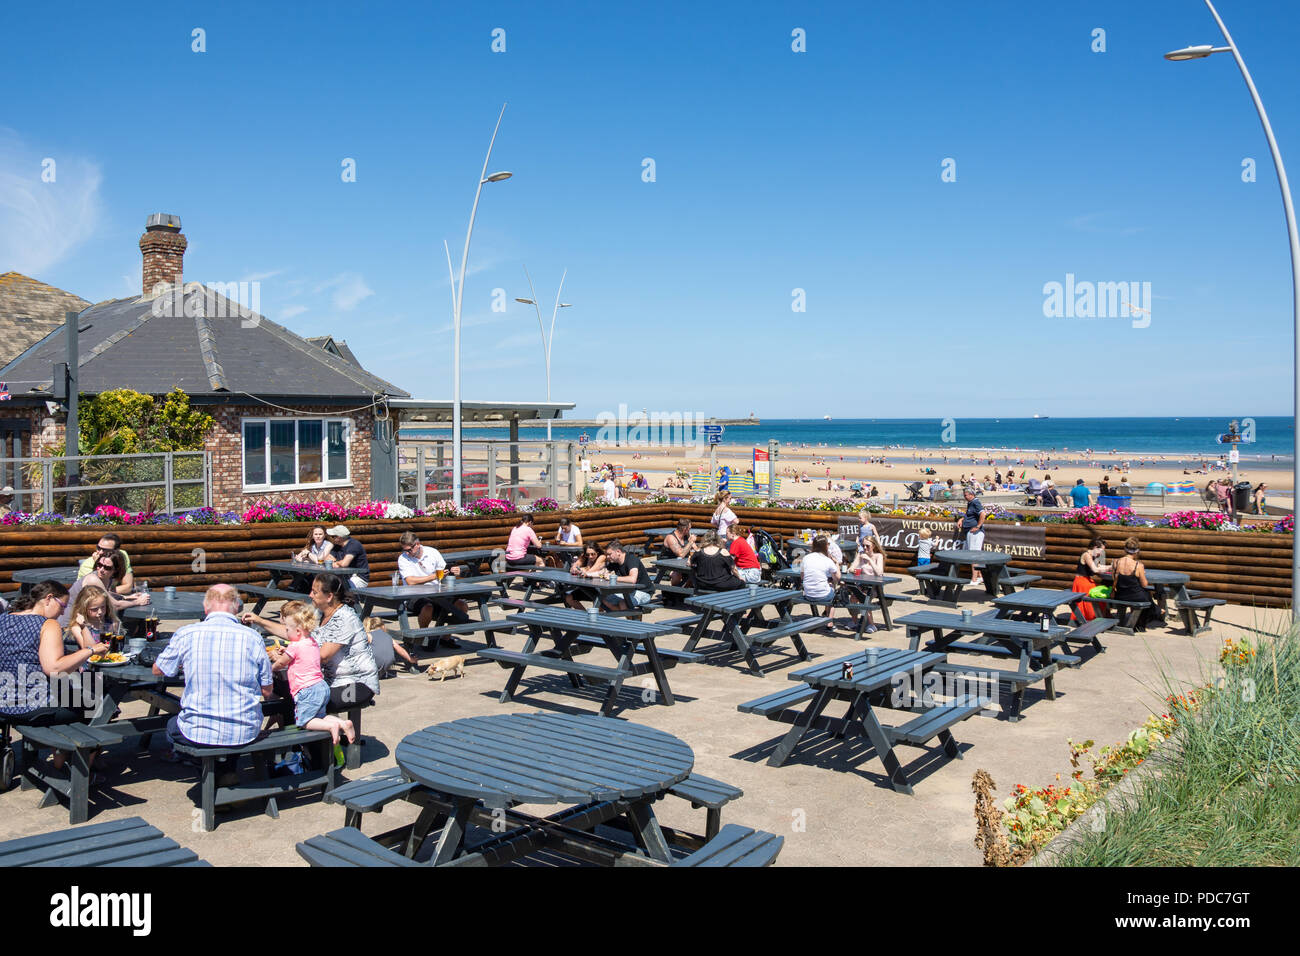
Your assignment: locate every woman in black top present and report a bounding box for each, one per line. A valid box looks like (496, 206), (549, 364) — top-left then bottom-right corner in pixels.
(659, 520), (696, 588)
(689, 532), (744, 592)
(1112, 537), (1158, 632)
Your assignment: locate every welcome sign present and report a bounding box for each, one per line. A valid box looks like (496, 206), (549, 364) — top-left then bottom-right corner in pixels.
(838, 515), (1047, 559)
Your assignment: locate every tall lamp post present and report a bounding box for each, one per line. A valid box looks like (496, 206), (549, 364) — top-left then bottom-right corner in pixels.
(515, 265), (572, 442)
(1165, 1), (1300, 620)
(447, 104), (512, 508)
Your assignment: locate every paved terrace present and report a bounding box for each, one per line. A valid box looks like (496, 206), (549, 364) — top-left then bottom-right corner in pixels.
(0, 579), (1275, 866)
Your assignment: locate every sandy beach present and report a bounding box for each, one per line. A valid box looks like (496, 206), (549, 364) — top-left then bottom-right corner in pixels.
(575, 441), (1293, 507)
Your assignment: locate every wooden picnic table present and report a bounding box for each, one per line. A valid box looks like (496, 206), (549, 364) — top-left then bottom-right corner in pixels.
(394, 712), (694, 864)
(12, 566), (80, 595)
(1097, 568), (1191, 615)
(992, 588), (1090, 625)
(770, 567), (905, 630)
(896, 609), (1084, 721)
(479, 607), (701, 715)
(440, 549), (500, 574)
(122, 591), (208, 621)
(926, 549), (1019, 601)
(738, 646), (980, 795)
(0, 816), (209, 866)
(684, 587), (823, 677)
(352, 581), (500, 641)
(514, 568), (642, 607)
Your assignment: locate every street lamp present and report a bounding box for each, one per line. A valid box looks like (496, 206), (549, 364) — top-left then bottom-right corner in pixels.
(446, 103), (512, 509)
(515, 265), (572, 441)
(1166, 1), (1300, 621)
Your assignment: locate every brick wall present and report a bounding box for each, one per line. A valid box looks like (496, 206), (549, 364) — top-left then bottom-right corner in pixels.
(207, 403), (374, 512)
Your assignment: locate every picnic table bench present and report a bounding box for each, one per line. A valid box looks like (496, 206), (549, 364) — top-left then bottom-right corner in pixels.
(353, 581), (504, 648)
(15, 714), (173, 824)
(171, 726), (337, 831)
(479, 607), (695, 714)
(685, 586), (824, 677)
(0, 816), (210, 867)
(928, 550), (1039, 602)
(897, 609), (1108, 721)
(770, 567), (909, 633)
(738, 646), (980, 794)
(992, 588), (1110, 654)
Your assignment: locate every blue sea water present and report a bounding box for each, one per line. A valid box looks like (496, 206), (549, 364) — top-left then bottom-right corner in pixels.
(405, 417), (1294, 462)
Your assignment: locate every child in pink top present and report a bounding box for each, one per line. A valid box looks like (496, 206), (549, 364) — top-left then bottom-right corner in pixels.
(268, 602), (355, 746)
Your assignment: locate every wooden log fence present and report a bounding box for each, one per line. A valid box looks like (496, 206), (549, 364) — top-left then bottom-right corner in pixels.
(1, 504), (1292, 607)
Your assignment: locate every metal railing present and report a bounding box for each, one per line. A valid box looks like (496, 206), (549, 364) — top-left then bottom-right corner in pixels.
(0, 451), (210, 516)
(396, 440), (578, 510)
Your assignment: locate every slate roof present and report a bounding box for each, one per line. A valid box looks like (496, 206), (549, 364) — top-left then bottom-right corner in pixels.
(0, 272), (91, 370)
(0, 284), (409, 401)
(305, 335), (362, 368)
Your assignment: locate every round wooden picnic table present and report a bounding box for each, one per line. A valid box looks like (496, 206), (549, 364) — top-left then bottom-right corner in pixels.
(12, 566), (80, 594)
(932, 549), (1012, 569)
(396, 712), (694, 864)
(122, 591), (208, 621)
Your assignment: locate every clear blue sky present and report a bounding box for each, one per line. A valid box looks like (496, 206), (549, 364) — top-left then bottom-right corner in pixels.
(3, 0), (1297, 419)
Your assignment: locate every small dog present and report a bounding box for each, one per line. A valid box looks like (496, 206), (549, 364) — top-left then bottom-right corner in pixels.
(426, 654), (472, 682)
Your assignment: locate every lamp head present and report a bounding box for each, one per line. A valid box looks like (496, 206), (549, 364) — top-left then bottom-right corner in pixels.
(558, 303), (573, 308)
(515, 297), (536, 305)
(1164, 44), (1217, 61)
(483, 171), (513, 183)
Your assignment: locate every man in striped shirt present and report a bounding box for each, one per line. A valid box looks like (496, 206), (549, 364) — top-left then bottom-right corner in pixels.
(153, 584), (273, 783)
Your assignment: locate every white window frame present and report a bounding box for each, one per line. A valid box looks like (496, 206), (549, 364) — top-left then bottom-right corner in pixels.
(241, 416), (353, 493)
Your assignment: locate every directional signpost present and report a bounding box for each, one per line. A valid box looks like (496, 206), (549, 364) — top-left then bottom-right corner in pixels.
(705, 423), (724, 495)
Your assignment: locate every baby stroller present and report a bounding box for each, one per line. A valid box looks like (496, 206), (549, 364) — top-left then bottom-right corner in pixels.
(751, 528), (791, 578)
(905, 481), (925, 501)
(1, 720), (15, 792)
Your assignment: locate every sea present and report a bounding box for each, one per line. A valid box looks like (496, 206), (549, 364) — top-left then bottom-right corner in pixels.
(404, 417), (1294, 463)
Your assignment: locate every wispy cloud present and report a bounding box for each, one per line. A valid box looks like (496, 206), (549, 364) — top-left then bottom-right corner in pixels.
(0, 128), (103, 276)
(315, 271), (373, 310)
(280, 304), (308, 320)
(242, 268), (283, 283)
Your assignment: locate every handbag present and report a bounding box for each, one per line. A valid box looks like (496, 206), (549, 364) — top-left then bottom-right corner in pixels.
(1088, 585), (1112, 599)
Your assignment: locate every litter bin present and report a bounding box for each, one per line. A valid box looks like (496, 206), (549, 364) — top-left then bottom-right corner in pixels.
(1234, 481), (1252, 514)
(1098, 494), (1131, 510)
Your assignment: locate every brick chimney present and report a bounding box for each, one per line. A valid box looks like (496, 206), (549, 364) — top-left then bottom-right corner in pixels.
(139, 213), (187, 296)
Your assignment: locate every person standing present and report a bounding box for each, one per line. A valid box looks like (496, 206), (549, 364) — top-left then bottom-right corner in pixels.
(710, 490), (738, 540)
(959, 488), (987, 587)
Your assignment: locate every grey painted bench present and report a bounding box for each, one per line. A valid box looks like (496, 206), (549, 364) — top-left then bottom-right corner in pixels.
(263, 695), (375, 770)
(1175, 596), (1226, 636)
(171, 726), (336, 831)
(0, 815), (210, 867)
(237, 583), (311, 613)
(670, 825), (783, 867)
(15, 715), (171, 824)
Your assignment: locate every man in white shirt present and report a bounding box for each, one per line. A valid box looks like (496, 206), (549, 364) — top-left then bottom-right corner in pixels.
(603, 475), (617, 503)
(396, 531), (467, 645)
(799, 537), (846, 629)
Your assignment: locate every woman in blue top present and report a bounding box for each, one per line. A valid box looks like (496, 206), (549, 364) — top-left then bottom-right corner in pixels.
(0, 582), (110, 773)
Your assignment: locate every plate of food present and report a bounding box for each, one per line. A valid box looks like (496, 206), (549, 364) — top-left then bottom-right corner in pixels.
(88, 652), (133, 667)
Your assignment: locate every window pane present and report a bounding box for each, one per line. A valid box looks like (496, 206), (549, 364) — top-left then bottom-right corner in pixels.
(269, 421), (295, 486)
(328, 421), (348, 481)
(244, 422), (266, 485)
(299, 420), (323, 484)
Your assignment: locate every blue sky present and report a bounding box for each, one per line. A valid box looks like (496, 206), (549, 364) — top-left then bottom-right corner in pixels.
(2, 0), (1298, 419)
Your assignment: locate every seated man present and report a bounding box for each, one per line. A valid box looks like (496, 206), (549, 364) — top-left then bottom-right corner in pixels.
(396, 531), (467, 648)
(76, 532), (135, 595)
(601, 539), (652, 613)
(326, 525), (369, 588)
(152, 584), (272, 787)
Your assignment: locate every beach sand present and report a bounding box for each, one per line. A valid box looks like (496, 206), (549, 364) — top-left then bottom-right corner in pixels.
(578, 442), (1292, 507)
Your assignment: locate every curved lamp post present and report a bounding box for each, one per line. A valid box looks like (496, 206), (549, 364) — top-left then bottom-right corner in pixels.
(1166, 1), (1300, 620)
(447, 104), (512, 508)
(515, 265), (572, 441)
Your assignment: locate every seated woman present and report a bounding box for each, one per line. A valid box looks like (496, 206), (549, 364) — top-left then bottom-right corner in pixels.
(1111, 537), (1159, 632)
(564, 542), (608, 610)
(848, 537), (886, 634)
(1071, 535), (1110, 622)
(554, 516), (582, 547)
(800, 537), (843, 627)
(689, 532), (745, 592)
(504, 514), (544, 569)
(294, 525), (334, 565)
(1252, 483), (1267, 514)
(1, 582), (111, 777)
(59, 551), (148, 628)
